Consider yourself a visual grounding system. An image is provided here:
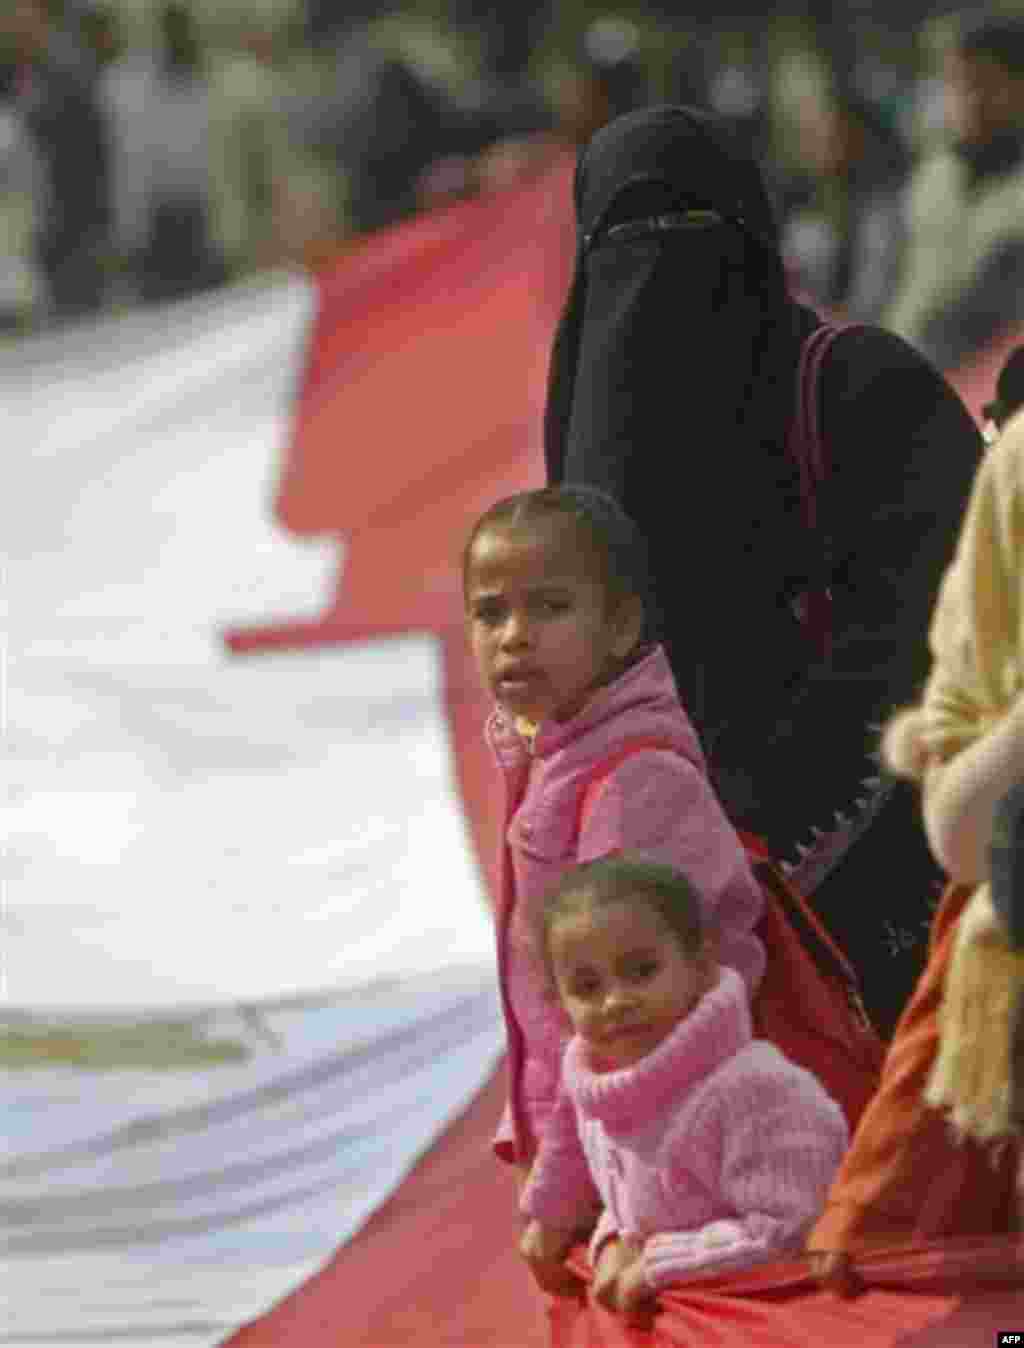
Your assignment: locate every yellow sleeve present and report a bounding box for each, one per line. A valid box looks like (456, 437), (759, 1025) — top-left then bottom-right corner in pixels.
(920, 416), (1024, 763)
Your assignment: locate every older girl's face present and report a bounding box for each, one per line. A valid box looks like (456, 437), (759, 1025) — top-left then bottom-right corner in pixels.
(465, 522), (641, 726)
(550, 898), (717, 1071)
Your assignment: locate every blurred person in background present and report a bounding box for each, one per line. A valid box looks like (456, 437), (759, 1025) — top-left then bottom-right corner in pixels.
(136, 1), (227, 304)
(79, 5), (119, 80)
(903, 15), (962, 151)
(79, 4), (159, 307)
(3, 0), (110, 324)
(707, 27), (772, 163)
(883, 12), (1024, 370)
(667, 31), (709, 110)
(451, 0), (553, 136)
(22, 0), (92, 77)
(439, 0), (555, 197)
(783, 85), (909, 322)
(303, 0), (386, 49)
(471, 14), (650, 197)
(206, 21), (301, 278)
(0, 52), (48, 329)
(294, 16), (474, 238)
(563, 15), (650, 146)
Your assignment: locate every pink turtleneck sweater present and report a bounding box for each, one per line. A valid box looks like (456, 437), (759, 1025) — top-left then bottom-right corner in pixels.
(521, 968), (848, 1291)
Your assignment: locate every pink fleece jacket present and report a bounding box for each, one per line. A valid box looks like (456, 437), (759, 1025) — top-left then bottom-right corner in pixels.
(488, 645), (766, 1166)
(522, 968), (848, 1291)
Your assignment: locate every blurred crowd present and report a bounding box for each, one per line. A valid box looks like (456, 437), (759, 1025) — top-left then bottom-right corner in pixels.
(2, 0), (1024, 369)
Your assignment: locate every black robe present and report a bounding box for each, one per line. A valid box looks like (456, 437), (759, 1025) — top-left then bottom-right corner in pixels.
(545, 106), (983, 1038)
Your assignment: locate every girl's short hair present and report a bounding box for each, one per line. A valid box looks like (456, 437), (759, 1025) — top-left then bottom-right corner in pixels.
(540, 852), (708, 989)
(462, 485), (661, 640)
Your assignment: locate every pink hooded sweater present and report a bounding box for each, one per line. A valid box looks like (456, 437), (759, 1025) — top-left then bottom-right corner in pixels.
(522, 967), (848, 1291)
(487, 645), (766, 1166)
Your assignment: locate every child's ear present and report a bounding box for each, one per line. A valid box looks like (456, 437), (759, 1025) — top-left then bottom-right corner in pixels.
(611, 596), (645, 658)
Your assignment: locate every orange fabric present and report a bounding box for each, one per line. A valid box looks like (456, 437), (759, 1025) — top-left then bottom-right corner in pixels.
(808, 883), (1020, 1253)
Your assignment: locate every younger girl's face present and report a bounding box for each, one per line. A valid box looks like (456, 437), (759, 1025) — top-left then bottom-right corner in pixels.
(550, 898), (717, 1072)
(465, 522), (641, 725)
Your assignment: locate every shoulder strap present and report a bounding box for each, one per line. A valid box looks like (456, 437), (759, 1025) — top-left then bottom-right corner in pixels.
(788, 321), (866, 660)
(579, 738), (772, 863)
(578, 741), (782, 851)
(577, 738), (678, 838)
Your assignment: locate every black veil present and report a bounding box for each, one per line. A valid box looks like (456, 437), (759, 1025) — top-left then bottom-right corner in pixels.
(544, 106), (821, 774)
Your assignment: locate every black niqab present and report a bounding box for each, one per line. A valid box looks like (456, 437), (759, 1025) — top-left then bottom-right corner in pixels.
(544, 105), (821, 761)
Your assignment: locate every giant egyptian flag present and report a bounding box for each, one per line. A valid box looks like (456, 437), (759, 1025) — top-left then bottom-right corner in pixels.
(218, 158), (1024, 1345)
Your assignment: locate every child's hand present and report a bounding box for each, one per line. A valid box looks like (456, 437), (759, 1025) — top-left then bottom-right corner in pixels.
(808, 1250), (864, 1298)
(518, 1220), (585, 1300)
(592, 1235), (635, 1307)
(592, 1237), (657, 1328)
(612, 1256), (659, 1329)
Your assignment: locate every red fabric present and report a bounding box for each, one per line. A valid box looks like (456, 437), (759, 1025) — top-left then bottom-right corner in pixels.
(273, 153), (573, 546)
(550, 1237), (1024, 1347)
(735, 830), (772, 862)
(749, 857), (884, 1132)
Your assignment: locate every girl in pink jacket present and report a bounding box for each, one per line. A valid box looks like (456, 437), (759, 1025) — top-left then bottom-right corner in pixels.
(522, 854), (847, 1326)
(463, 487), (767, 1232)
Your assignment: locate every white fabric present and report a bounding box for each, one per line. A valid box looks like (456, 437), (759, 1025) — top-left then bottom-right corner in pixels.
(1, 273), (503, 1342)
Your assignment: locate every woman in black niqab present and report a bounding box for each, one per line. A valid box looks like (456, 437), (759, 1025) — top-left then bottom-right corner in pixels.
(547, 106), (817, 755)
(545, 105), (984, 1038)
